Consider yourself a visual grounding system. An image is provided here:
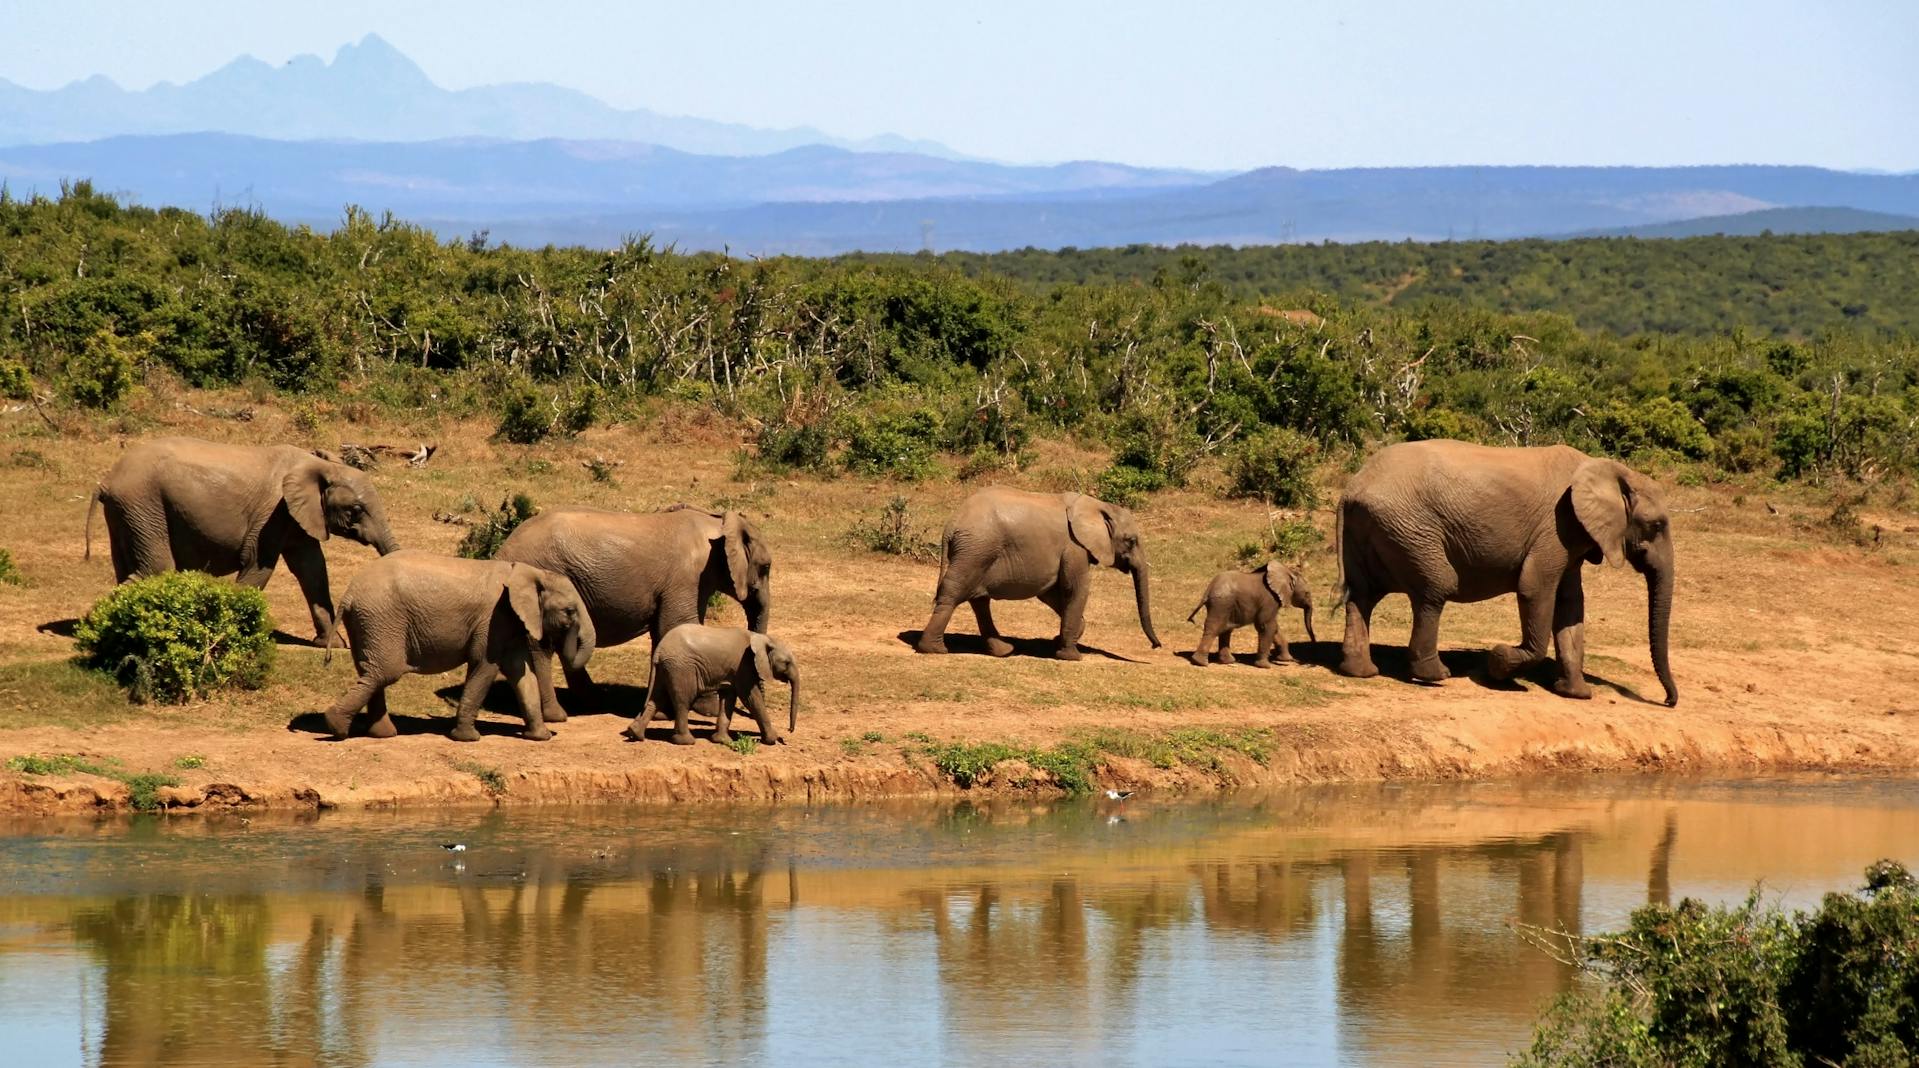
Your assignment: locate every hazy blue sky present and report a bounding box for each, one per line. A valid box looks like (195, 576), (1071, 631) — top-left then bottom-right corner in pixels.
(2, 0), (1913, 170)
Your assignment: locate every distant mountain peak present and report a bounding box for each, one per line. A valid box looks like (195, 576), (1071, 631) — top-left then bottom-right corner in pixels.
(329, 32), (431, 85)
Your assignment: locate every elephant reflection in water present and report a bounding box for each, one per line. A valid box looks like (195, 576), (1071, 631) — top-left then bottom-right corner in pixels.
(72, 894), (370, 1068)
(1194, 859), (1321, 938)
(1334, 834), (1586, 1050)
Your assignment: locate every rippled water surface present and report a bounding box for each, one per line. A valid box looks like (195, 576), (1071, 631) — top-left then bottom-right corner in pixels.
(2, 776), (1917, 1067)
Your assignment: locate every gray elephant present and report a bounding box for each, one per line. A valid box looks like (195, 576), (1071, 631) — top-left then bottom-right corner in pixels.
(87, 436), (399, 644)
(323, 551), (595, 741)
(1336, 439), (1678, 706)
(496, 504), (771, 717)
(1186, 561), (1317, 667)
(624, 624), (799, 746)
(915, 487), (1160, 660)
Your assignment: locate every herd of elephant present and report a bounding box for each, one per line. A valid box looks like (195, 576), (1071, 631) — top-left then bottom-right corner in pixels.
(81, 434), (1679, 747)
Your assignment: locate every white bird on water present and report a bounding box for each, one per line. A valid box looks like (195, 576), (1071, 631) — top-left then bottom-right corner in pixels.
(1105, 790), (1133, 801)
(441, 843), (467, 853)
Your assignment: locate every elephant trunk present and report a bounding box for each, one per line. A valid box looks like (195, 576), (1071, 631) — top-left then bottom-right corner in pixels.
(563, 615), (596, 673)
(1647, 566), (1677, 707)
(371, 524), (399, 556)
(1131, 565), (1161, 649)
(1300, 597), (1317, 645)
(744, 586), (771, 634)
(786, 668), (800, 734)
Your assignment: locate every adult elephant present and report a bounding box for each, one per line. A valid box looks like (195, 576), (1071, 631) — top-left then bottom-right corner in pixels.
(1335, 439), (1678, 706)
(87, 436), (399, 644)
(495, 504), (771, 717)
(915, 487), (1161, 660)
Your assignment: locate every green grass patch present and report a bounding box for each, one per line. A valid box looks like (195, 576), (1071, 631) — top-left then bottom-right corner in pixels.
(5, 752), (181, 811)
(0, 659), (144, 730)
(173, 754), (206, 770)
(451, 759), (508, 797)
(917, 726), (1280, 794)
(726, 736), (759, 757)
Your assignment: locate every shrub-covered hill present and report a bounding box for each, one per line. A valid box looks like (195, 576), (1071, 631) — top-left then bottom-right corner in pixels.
(2, 182), (1915, 493)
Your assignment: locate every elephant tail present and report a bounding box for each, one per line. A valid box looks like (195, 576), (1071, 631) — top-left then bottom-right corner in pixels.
(1332, 499), (1349, 610)
(1186, 599), (1205, 624)
(323, 594), (350, 666)
(84, 488), (101, 561)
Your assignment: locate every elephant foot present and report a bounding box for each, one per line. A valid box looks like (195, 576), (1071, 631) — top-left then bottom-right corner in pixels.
(621, 723), (647, 742)
(450, 724), (482, 743)
(1552, 676), (1594, 701)
(366, 717), (397, 740)
(323, 716), (352, 740)
(914, 638), (948, 655)
(711, 730), (733, 745)
(1336, 652), (1380, 679)
(983, 636), (1015, 658)
(1251, 659), (1272, 670)
(1485, 644), (1527, 681)
(1187, 653), (1208, 667)
(1273, 654), (1296, 665)
(1410, 656), (1450, 683)
(669, 731), (698, 746)
(1055, 643), (1083, 661)
(523, 725), (553, 741)
(1213, 652), (1234, 665)
(542, 706), (568, 724)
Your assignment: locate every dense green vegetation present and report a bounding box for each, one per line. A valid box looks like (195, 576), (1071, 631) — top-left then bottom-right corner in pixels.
(74, 571), (275, 704)
(3, 183), (1916, 493)
(1518, 861), (1919, 1067)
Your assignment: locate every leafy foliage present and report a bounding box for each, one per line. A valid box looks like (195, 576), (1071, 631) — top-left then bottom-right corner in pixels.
(73, 572), (274, 704)
(456, 494), (538, 559)
(1517, 862), (1919, 1067)
(848, 495), (941, 560)
(0, 547), (23, 586)
(1227, 427), (1323, 507)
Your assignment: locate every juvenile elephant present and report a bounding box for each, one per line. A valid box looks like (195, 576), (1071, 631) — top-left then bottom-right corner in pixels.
(1186, 561), (1317, 667)
(323, 551), (595, 741)
(1337, 439), (1678, 706)
(88, 437), (399, 644)
(916, 487), (1160, 660)
(496, 505), (770, 717)
(624, 624), (799, 746)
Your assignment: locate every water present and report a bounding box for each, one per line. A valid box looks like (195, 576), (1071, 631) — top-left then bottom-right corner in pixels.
(1, 776), (1916, 1067)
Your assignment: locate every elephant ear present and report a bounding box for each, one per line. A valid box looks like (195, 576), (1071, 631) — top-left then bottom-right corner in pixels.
(505, 565), (546, 643)
(1571, 459), (1630, 566)
(721, 511), (752, 602)
(1261, 562), (1291, 605)
(748, 633), (774, 685)
(281, 464), (330, 542)
(1066, 495), (1117, 567)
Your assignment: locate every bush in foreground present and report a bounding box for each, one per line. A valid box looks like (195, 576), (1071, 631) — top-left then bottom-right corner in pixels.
(457, 494), (539, 559)
(74, 572), (274, 704)
(1517, 861), (1919, 1067)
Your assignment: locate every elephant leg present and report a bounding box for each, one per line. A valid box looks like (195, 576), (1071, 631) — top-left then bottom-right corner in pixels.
(363, 687), (396, 739)
(324, 672), (386, 739)
(1488, 588), (1554, 683)
(668, 691), (698, 745)
(1214, 627), (1235, 665)
(530, 650), (566, 723)
(970, 598), (1013, 658)
(917, 599), (959, 655)
(1339, 593), (1382, 678)
(693, 690), (723, 724)
(1408, 596), (1450, 682)
(622, 689), (660, 742)
(711, 690), (735, 745)
(504, 654), (552, 741)
(1053, 582), (1089, 661)
(282, 537), (336, 645)
(1255, 621), (1281, 667)
(1550, 573), (1592, 700)
(744, 685), (783, 745)
(1189, 613), (1216, 667)
(451, 662), (500, 743)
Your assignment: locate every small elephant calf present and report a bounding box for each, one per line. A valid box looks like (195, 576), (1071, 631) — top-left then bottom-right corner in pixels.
(626, 624), (800, 746)
(1185, 561), (1316, 668)
(324, 551), (596, 741)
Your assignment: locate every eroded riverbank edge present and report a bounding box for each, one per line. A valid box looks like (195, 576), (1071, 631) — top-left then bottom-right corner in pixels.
(4, 698), (1914, 815)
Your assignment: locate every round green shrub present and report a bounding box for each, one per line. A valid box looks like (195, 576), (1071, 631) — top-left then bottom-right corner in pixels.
(1226, 427), (1323, 508)
(65, 327), (141, 410)
(74, 572), (275, 704)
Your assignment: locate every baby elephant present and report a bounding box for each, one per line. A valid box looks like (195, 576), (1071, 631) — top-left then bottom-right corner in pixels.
(324, 551), (595, 741)
(626, 624), (800, 746)
(1186, 561), (1316, 668)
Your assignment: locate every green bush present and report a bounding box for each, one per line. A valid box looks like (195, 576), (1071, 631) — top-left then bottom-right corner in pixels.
(1517, 861), (1919, 1068)
(1110, 408), (1206, 489)
(1094, 463), (1166, 508)
(1233, 518), (1322, 565)
(1590, 396), (1713, 460)
(848, 495), (941, 559)
(0, 358), (31, 400)
(842, 407), (940, 480)
(65, 327), (141, 410)
(74, 572), (275, 704)
(457, 494), (538, 559)
(0, 547), (23, 586)
(755, 419), (835, 472)
(495, 381), (595, 444)
(1226, 427), (1323, 507)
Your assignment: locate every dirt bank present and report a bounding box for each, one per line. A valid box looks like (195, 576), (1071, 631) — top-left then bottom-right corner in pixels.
(3, 398), (1917, 814)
